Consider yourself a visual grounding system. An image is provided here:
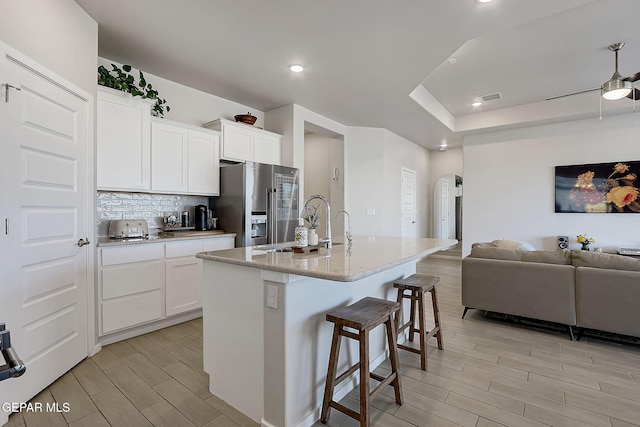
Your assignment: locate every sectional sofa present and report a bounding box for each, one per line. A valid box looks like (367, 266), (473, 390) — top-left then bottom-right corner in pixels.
(461, 242), (640, 340)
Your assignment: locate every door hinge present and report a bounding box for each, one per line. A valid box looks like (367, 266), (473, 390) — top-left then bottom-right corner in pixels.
(2, 83), (21, 103)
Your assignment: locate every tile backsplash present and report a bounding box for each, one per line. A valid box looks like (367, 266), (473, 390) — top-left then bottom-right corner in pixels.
(97, 191), (210, 237)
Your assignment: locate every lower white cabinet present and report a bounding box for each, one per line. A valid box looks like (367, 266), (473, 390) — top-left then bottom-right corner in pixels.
(165, 239), (206, 316)
(165, 257), (202, 316)
(99, 236), (234, 336)
(99, 244), (164, 335)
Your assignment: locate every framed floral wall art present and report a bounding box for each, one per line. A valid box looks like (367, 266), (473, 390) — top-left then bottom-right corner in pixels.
(555, 161), (640, 213)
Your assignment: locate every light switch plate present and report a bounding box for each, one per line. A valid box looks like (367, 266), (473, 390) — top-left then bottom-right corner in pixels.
(267, 285), (278, 309)
(366, 208), (376, 216)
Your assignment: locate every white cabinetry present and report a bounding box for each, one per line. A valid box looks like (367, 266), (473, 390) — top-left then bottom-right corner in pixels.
(151, 119), (220, 195)
(100, 244), (164, 335)
(204, 118), (281, 165)
(188, 128), (221, 195)
(165, 240), (205, 316)
(97, 86), (153, 191)
(98, 236), (235, 338)
(253, 132), (281, 165)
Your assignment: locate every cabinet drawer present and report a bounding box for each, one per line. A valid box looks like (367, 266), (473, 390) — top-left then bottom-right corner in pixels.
(202, 237), (235, 252)
(101, 291), (163, 334)
(101, 244), (164, 266)
(165, 240), (204, 259)
(101, 260), (163, 300)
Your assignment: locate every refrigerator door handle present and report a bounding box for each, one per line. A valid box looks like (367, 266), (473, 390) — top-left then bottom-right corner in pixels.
(273, 188), (278, 243)
(267, 188), (275, 244)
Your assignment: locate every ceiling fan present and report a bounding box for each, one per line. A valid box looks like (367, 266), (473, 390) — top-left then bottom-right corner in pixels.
(547, 42), (640, 102)
(601, 42), (639, 101)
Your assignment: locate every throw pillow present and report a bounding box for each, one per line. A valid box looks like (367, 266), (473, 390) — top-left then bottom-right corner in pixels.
(470, 246), (572, 265)
(491, 239), (536, 251)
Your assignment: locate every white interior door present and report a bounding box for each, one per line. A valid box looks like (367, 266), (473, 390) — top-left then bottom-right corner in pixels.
(440, 178), (450, 239)
(401, 168), (417, 237)
(0, 45), (89, 421)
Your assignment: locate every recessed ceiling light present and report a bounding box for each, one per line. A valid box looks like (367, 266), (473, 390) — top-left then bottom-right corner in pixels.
(471, 99), (482, 107)
(448, 58), (458, 65)
(475, 0), (494, 3)
(289, 65), (304, 73)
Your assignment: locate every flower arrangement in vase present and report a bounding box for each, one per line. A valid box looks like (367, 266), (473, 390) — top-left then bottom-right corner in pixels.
(303, 204), (320, 245)
(576, 234), (595, 251)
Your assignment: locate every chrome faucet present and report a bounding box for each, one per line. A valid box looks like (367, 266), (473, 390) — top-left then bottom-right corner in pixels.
(303, 195), (331, 248)
(335, 210), (352, 248)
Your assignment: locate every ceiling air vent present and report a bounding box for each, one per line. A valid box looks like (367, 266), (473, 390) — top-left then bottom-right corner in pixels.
(481, 92), (502, 102)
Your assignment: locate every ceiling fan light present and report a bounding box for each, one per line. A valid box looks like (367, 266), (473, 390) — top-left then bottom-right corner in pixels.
(601, 78), (632, 100)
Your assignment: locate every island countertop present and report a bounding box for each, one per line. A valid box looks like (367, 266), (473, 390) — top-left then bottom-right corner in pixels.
(196, 236), (457, 282)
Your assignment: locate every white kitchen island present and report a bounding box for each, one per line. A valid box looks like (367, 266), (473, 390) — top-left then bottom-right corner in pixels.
(196, 236), (456, 427)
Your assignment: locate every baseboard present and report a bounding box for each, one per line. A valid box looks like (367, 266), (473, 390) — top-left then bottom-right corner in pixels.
(98, 309), (202, 346)
(89, 342), (102, 357)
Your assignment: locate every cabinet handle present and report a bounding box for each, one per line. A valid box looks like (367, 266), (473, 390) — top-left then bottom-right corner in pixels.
(77, 238), (91, 247)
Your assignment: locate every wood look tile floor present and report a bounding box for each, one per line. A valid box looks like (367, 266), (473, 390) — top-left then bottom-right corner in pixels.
(9, 256), (640, 427)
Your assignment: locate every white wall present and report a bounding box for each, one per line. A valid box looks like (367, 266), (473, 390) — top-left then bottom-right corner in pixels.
(303, 134), (345, 239)
(0, 0), (98, 96)
(266, 104), (349, 238)
(346, 128), (385, 235)
(304, 134), (331, 234)
(98, 57), (265, 128)
(265, 104), (295, 167)
(463, 112), (640, 256)
(346, 127), (430, 237)
(304, 134), (332, 199)
(329, 137), (346, 240)
(382, 130), (431, 237)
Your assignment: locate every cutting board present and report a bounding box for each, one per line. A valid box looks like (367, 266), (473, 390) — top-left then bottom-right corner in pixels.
(158, 230), (226, 237)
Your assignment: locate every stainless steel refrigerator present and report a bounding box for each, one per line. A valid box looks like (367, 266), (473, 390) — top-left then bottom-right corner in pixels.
(215, 162), (300, 247)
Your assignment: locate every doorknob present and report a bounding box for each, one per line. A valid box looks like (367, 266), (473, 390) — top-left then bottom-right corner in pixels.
(412, 221), (416, 224)
(77, 238), (90, 247)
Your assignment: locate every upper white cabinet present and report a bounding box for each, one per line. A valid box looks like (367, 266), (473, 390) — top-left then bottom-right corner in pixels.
(97, 86), (153, 191)
(187, 128), (221, 195)
(204, 118), (281, 165)
(97, 87), (220, 196)
(253, 132), (281, 165)
(151, 119), (220, 196)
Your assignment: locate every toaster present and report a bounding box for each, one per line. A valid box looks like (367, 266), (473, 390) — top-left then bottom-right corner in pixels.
(109, 219), (149, 238)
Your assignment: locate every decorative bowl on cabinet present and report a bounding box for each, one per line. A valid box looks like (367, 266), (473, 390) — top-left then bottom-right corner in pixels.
(234, 112), (257, 125)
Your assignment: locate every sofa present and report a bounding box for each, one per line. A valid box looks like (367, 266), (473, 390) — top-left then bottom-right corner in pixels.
(462, 242), (640, 340)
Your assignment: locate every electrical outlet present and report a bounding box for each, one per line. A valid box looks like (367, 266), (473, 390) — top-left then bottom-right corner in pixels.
(267, 285), (278, 309)
(366, 208), (376, 216)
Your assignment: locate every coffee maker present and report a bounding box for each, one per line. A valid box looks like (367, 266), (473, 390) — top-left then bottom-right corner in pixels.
(194, 205), (208, 231)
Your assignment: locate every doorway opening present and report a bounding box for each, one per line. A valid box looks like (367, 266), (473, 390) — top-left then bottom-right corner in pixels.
(303, 122), (345, 240)
(432, 174), (462, 257)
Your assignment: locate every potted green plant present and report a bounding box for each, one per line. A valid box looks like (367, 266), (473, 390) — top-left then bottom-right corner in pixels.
(97, 64), (170, 117)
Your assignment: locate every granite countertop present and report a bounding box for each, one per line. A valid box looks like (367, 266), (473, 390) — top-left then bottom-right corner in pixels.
(97, 231), (236, 247)
(196, 236), (457, 282)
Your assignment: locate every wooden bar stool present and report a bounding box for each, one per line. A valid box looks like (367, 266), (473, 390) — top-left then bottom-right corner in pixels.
(321, 297), (403, 427)
(394, 274), (444, 371)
